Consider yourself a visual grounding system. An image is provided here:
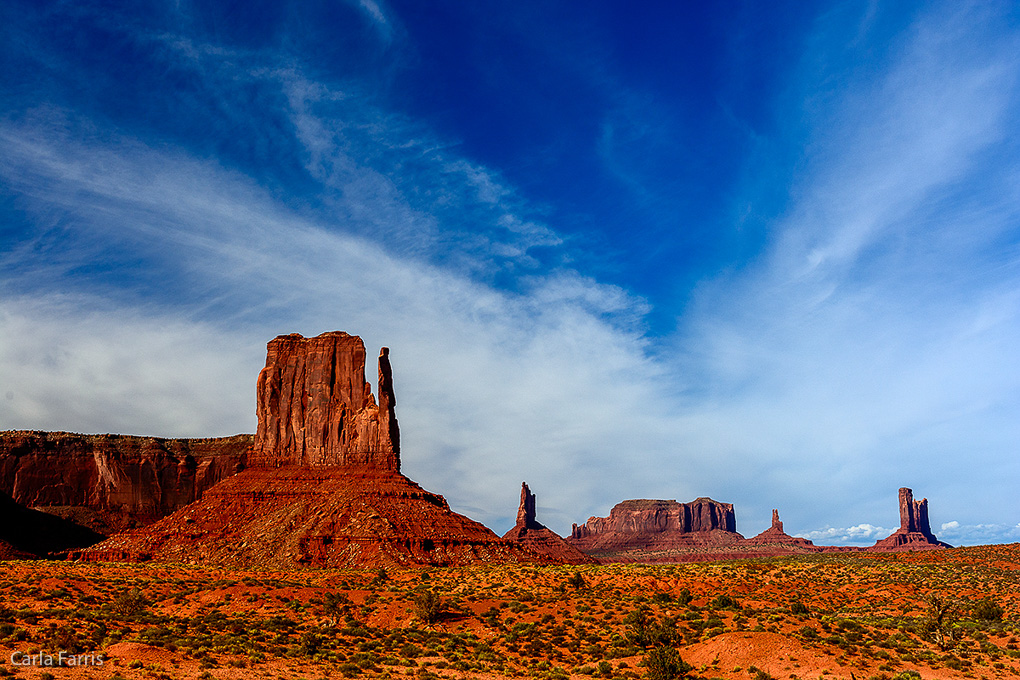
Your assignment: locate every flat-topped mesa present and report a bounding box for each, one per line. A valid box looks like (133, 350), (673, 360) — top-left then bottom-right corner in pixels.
(568, 497), (742, 555)
(251, 332), (400, 470)
(571, 497), (737, 540)
(873, 487), (951, 551)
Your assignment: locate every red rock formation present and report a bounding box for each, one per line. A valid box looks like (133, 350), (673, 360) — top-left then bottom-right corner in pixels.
(746, 509), (818, 551)
(0, 431), (249, 532)
(82, 466), (539, 568)
(252, 333), (399, 470)
(872, 488), (951, 551)
(517, 481), (538, 528)
(80, 331), (543, 567)
(502, 483), (597, 564)
(568, 498), (743, 557)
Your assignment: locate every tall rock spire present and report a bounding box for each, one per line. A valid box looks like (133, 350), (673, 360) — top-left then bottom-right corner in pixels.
(873, 487), (949, 551)
(517, 482), (538, 528)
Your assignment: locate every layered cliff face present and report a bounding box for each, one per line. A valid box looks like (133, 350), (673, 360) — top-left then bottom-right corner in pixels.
(569, 498), (742, 554)
(0, 431), (250, 533)
(252, 332), (399, 470)
(82, 331), (543, 567)
(873, 488), (951, 551)
(501, 483), (597, 564)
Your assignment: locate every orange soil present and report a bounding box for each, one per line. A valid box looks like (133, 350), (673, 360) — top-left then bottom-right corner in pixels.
(1, 545), (1019, 679)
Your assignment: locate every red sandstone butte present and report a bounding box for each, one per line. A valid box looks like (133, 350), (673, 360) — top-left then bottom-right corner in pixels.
(252, 332), (399, 470)
(568, 498), (744, 561)
(502, 483), (597, 564)
(0, 431), (249, 533)
(872, 487), (951, 551)
(80, 331), (543, 568)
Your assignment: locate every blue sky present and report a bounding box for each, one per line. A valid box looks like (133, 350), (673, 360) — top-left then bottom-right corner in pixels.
(3, 0), (1020, 546)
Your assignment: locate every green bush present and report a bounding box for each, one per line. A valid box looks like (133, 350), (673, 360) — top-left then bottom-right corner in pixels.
(111, 587), (149, 618)
(413, 590), (445, 625)
(974, 598), (1004, 622)
(567, 572), (587, 590)
(708, 594), (739, 611)
(643, 646), (692, 680)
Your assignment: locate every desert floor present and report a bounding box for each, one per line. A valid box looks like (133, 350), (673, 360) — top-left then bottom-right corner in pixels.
(2, 545), (1020, 680)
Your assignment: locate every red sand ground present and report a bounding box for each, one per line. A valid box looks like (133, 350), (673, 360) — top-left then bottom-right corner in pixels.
(2, 545), (1020, 679)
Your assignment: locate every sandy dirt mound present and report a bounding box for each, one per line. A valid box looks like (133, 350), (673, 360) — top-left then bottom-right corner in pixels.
(683, 631), (842, 677)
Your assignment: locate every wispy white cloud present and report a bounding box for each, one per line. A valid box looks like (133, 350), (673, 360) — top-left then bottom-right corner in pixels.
(0, 117), (670, 534)
(668, 1), (1020, 541)
(3, 1), (1020, 547)
(938, 520), (1020, 546)
(353, 0), (396, 45)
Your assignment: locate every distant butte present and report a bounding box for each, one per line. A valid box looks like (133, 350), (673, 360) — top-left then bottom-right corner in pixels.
(872, 487), (951, 551)
(82, 331), (553, 567)
(568, 497), (745, 561)
(746, 509), (818, 551)
(502, 482), (597, 564)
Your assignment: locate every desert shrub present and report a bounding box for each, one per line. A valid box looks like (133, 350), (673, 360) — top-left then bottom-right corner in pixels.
(790, 600), (809, 615)
(797, 625), (818, 639)
(413, 590), (445, 625)
(323, 592), (353, 625)
(46, 625), (85, 654)
(626, 608), (652, 647)
(339, 662), (362, 677)
(567, 572), (587, 590)
(892, 672), (922, 680)
(642, 646), (692, 680)
(111, 587), (149, 617)
(675, 589), (693, 606)
(296, 630), (323, 657)
(708, 594), (739, 611)
(921, 595), (959, 649)
(973, 598), (1003, 622)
